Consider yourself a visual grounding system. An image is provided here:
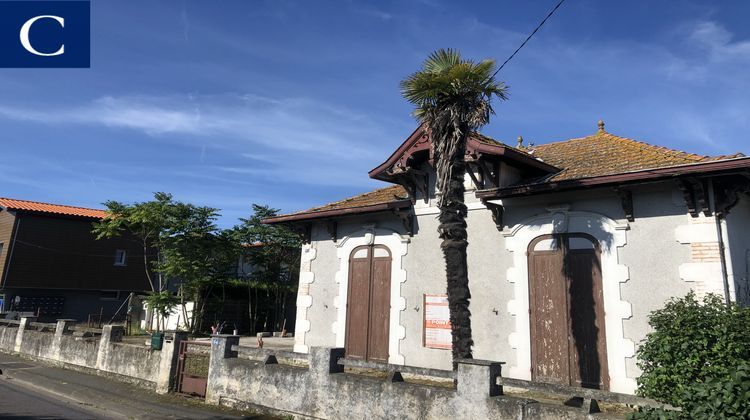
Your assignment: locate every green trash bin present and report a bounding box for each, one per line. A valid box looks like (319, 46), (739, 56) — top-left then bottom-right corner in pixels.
(151, 332), (164, 350)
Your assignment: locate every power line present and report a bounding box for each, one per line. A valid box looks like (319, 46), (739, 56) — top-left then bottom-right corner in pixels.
(493, 0), (567, 77)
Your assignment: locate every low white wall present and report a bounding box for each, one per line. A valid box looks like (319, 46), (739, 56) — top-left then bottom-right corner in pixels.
(0, 318), (185, 393)
(206, 336), (632, 420)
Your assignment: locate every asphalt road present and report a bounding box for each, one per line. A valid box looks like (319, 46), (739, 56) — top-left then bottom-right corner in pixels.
(0, 352), (269, 419)
(0, 374), (99, 419)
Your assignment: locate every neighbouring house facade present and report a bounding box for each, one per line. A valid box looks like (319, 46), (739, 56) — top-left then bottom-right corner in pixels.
(264, 122), (750, 394)
(0, 197), (150, 321)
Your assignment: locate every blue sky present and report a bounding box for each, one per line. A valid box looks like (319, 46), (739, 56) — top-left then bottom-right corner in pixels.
(1, 0), (749, 227)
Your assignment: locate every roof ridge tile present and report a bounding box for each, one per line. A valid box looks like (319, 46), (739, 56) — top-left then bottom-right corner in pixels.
(0, 197), (104, 211)
(0, 197), (107, 218)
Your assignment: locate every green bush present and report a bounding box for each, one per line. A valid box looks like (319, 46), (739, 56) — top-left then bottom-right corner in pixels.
(627, 407), (679, 420)
(683, 363), (750, 419)
(630, 363), (750, 419)
(629, 292), (750, 419)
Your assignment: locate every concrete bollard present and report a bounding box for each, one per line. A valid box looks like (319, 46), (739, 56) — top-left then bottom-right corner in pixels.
(309, 347), (345, 379)
(206, 334), (240, 405)
(51, 319), (76, 361)
(96, 325), (125, 370)
(55, 319), (76, 335)
(456, 359), (504, 399)
(211, 334), (240, 359)
(14, 316), (37, 353)
(156, 330), (188, 394)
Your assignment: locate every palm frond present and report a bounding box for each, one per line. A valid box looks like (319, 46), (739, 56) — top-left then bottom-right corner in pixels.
(400, 48), (508, 126)
(423, 48), (463, 74)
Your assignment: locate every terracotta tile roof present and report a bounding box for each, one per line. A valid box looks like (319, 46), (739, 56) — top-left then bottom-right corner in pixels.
(0, 197), (107, 219)
(290, 185), (408, 215)
(470, 132), (525, 152)
(471, 132), (508, 147)
(530, 129), (744, 182)
(272, 126), (744, 221)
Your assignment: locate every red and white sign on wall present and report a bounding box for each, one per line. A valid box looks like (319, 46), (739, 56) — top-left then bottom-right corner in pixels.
(423, 294), (451, 349)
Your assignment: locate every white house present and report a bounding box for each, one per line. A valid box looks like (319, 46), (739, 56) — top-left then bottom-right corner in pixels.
(264, 122), (750, 394)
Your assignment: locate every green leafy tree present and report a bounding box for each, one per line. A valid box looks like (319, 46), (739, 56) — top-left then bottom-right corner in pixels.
(230, 204), (300, 333)
(400, 48), (508, 364)
(163, 211), (239, 334)
(93, 192), (233, 332)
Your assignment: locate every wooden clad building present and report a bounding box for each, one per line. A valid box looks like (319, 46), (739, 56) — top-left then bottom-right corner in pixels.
(0, 197), (150, 320)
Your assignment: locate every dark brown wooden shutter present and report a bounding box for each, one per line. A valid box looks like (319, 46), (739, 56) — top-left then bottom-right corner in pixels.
(367, 253), (391, 362)
(344, 245), (392, 363)
(528, 234), (609, 390)
(345, 247), (371, 360)
(529, 247), (571, 385)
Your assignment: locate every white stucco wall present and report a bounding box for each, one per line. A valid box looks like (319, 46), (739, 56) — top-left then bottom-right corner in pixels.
(296, 223), (340, 350)
(618, 184), (693, 381)
(725, 194), (750, 305)
(293, 178), (738, 394)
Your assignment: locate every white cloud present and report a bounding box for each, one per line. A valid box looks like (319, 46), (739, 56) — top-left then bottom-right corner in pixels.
(0, 96), (203, 135)
(0, 93), (387, 155)
(355, 7), (393, 21)
(689, 21), (750, 61)
(0, 92), (403, 188)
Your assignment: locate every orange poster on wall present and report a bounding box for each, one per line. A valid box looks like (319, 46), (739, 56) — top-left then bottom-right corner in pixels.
(424, 294), (451, 349)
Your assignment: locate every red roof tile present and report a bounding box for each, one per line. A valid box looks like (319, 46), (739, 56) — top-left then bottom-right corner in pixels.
(531, 129), (744, 182)
(0, 197), (107, 219)
(268, 125), (745, 222)
(292, 185), (408, 215)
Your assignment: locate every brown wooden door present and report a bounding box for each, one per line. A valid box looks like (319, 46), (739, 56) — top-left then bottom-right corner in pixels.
(345, 247), (371, 360)
(345, 245), (391, 362)
(528, 234), (609, 390)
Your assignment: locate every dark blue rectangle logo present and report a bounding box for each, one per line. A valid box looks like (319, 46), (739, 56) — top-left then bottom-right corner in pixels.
(0, 1), (90, 68)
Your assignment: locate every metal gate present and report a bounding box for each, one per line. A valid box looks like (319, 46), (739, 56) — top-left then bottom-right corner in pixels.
(176, 340), (211, 397)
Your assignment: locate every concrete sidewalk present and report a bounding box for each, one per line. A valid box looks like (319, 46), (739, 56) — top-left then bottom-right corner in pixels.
(0, 352), (271, 419)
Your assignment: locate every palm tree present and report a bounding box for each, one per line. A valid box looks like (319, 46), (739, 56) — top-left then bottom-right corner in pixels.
(400, 49), (508, 365)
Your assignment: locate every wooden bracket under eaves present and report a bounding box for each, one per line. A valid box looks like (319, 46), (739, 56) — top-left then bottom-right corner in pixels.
(482, 200), (504, 231)
(613, 187), (634, 222)
(392, 208), (414, 236)
(326, 220), (337, 243)
(394, 169), (429, 204)
(712, 174), (750, 218)
(677, 178), (711, 218)
(292, 223), (312, 244)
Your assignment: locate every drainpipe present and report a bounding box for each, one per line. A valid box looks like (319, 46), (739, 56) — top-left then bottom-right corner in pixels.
(708, 179), (732, 305)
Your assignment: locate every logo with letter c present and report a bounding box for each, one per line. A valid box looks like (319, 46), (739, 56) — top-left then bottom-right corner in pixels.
(19, 15), (65, 56)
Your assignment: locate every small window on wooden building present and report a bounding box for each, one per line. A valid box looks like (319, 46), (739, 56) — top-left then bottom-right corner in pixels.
(114, 249), (127, 266)
(100, 290), (120, 300)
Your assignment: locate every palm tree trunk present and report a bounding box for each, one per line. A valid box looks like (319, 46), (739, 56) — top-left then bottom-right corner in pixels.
(430, 114), (474, 367)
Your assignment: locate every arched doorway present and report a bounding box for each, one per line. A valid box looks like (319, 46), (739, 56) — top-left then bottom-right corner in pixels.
(528, 233), (609, 390)
(345, 244), (392, 362)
